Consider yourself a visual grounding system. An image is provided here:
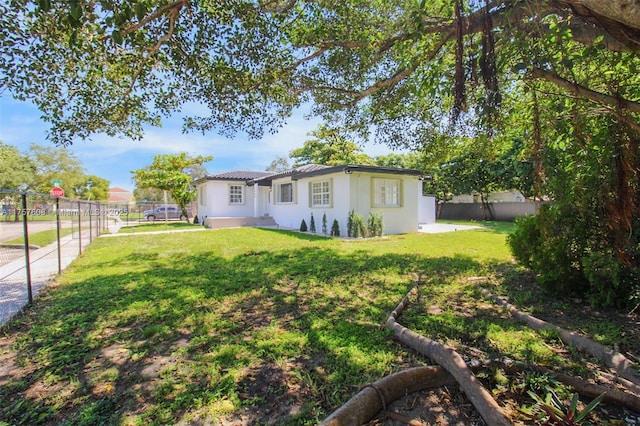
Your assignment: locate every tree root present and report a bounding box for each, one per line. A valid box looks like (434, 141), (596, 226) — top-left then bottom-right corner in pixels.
(319, 283), (640, 426)
(477, 286), (640, 387)
(319, 365), (458, 426)
(385, 285), (512, 426)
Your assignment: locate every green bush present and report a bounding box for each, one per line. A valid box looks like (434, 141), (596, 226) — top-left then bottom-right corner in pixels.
(309, 213), (316, 233)
(367, 212), (383, 237)
(299, 219), (308, 232)
(506, 214), (540, 269)
(508, 204), (639, 308)
(330, 219), (340, 236)
(350, 212), (367, 238)
(322, 213), (328, 235)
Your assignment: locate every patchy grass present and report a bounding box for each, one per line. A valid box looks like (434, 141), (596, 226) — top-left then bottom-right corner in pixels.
(0, 226), (636, 425)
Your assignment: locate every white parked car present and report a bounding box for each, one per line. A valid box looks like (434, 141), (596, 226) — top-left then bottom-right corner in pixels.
(143, 206), (190, 221)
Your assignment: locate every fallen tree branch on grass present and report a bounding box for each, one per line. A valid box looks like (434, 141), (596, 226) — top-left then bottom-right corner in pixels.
(385, 284), (512, 426)
(477, 286), (640, 387)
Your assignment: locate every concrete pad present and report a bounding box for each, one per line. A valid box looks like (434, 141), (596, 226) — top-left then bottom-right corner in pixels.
(418, 223), (483, 233)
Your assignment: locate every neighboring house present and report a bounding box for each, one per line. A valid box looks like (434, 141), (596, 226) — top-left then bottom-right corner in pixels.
(108, 187), (133, 203)
(195, 164), (436, 236)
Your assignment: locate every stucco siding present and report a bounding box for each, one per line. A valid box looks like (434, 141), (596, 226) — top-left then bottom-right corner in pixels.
(197, 181), (255, 219)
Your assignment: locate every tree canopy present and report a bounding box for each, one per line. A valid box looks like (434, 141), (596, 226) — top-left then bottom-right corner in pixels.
(131, 152), (212, 222)
(2, 1), (638, 145)
(289, 124), (375, 166)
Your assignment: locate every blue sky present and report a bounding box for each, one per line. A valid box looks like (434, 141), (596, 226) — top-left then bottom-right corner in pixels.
(1, 96), (396, 191)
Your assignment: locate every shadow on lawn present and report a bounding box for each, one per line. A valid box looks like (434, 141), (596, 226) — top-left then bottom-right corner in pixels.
(0, 240), (508, 425)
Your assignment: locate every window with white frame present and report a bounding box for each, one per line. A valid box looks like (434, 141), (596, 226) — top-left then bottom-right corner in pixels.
(276, 182), (294, 203)
(310, 180), (331, 207)
(229, 184), (244, 205)
(373, 178), (400, 207)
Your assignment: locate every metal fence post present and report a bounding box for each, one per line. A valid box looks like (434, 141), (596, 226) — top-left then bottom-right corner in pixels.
(77, 200), (82, 254)
(55, 197), (61, 275)
(20, 193), (33, 305)
(89, 201), (93, 243)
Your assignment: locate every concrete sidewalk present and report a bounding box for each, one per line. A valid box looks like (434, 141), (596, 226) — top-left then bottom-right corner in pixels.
(0, 235), (89, 325)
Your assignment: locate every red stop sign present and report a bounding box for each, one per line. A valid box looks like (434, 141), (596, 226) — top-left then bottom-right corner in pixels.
(50, 187), (65, 197)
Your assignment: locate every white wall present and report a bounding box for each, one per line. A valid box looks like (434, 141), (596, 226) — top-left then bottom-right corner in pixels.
(348, 172), (421, 235)
(199, 172), (424, 235)
(269, 173), (353, 233)
(197, 181), (256, 220)
(418, 195), (436, 224)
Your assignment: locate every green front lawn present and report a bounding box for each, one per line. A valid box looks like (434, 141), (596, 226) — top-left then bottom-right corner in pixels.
(2, 228), (74, 247)
(0, 224), (630, 425)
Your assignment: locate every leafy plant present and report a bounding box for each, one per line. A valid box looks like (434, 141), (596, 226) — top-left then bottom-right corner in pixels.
(322, 212), (327, 235)
(330, 219), (340, 236)
(367, 212), (383, 237)
(523, 388), (605, 425)
(309, 213), (316, 233)
(348, 211), (367, 238)
(299, 218), (308, 232)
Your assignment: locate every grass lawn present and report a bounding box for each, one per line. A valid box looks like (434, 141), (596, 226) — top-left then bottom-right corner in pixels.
(117, 222), (202, 234)
(0, 224), (636, 425)
(2, 228), (74, 247)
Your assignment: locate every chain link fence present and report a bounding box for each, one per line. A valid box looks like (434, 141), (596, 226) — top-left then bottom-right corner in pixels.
(0, 189), (113, 324)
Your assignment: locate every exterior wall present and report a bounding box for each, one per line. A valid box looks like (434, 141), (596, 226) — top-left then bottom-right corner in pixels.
(347, 172), (421, 235)
(418, 194), (437, 224)
(196, 180), (256, 222)
(269, 173), (351, 232)
(198, 171), (425, 235)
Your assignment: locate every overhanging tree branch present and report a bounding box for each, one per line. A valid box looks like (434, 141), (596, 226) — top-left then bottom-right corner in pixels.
(530, 67), (640, 114)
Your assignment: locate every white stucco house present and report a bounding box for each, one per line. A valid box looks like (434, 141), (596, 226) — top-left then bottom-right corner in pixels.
(194, 164), (436, 236)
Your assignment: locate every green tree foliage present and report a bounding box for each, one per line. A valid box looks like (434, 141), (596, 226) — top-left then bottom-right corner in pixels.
(133, 187), (171, 203)
(74, 175), (110, 201)
(132, 153), (212, 222)
(0, 142), (35, 190)
(265, 156), (290, 172)
(27, 144), (86, 196)
(289, 124), (375, 166)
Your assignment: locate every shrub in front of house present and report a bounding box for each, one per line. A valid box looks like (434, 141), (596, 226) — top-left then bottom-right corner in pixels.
(349, 211), (367, 238)
(367, 212), (383, 237)
(310, 213), (316, 233)
(331, 219), (340, 237)
(300, 219), (308, 232)
(322, 213), (328, 235)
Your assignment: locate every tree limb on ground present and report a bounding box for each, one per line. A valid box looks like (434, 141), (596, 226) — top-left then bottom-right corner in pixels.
(477, 286), (640, 386)
(385, 284), (513, 426)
